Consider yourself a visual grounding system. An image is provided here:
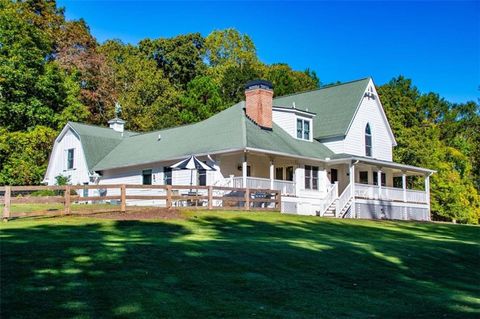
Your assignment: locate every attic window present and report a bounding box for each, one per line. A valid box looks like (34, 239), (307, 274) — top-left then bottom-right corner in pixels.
(296, 118), (311, 140)
(365, 123), (372, 157)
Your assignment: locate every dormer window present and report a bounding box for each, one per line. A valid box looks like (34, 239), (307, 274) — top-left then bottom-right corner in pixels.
(296, 117), (311, 140)
(365, 123), (372, 157)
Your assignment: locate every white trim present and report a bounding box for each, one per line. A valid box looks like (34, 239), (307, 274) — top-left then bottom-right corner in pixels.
(344, 79), (397, 147)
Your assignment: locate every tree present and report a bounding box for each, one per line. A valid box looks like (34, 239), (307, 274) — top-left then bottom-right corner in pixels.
(0, 126), (57, 185)
(100, 40), (180, 131)
(378, 76), (480, 224)
(179, 76), (224, 123)
(139, 33), (206, 89)
(263, 64), (320, 97)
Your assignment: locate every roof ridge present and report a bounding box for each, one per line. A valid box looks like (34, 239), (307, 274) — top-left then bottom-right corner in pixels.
(273, 77), (371, 100)
(68, 121), (138, 136)
(114, 102), (245, 139)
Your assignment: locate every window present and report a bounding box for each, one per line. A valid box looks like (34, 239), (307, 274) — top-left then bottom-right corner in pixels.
(241, 165), (251, 177)
(296, 118), (311, 140)
(286, 166), (294, 181)
(359, 171), (369, 184)
(365, 123), (372, 157)
(198, 169), (207, 186)
(373, 172), (386, 187)
(142, 169), (152, 185)
(163, 167), (172, 185)
(305, 165), (319, 190)
(275, 167), (283, 180)
(83, 183), (88, 197)
(67, 149), (74, 170)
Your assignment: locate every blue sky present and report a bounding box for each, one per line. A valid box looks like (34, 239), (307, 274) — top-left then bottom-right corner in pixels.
(58, 1), (479, 103)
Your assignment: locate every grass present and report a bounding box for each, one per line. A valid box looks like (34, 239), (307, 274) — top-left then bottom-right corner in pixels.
(0, 211), (479, 319)
(0, 203), (118, 215)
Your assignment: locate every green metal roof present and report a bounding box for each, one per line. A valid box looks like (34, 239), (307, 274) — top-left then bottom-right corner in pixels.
(91, 103), (247, 171)
(67, 122), (137, 170)
(273, 78), (371, 139)
(69, 78), (371, 171)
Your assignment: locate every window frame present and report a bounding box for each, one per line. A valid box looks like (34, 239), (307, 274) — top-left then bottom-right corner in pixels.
(275, 167), (284, 180)
(142, 169), (152, 185)
(359, 171), (369, 184)
(365, 123), (372, 157)
(304, 165), (319, 190)
(66, 148), (74, 170)
(163, 167), (172, 185)
(296, 117), (312, 141)
(198, 169), (207, 186)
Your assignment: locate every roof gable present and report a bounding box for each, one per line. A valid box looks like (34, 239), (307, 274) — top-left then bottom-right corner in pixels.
(67, 122), (133, 170)
(273, 78), (370, 139)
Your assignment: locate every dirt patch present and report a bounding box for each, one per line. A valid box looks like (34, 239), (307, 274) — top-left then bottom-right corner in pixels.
(82, 207), (184, 220)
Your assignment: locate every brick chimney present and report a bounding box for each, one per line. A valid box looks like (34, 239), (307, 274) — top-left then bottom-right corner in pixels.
(245, 80), (273, 129)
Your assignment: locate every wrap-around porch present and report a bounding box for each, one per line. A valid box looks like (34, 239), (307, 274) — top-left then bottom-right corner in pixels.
(215, 151), (431, 218)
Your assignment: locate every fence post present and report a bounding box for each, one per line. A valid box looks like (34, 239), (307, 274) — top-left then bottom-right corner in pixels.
(277, 191), (282, 212)
(120, 185), (126, 213)
(3, 186), (11, 222)
(208, 186), (213, 210)
(245, 188), (250, 211)
(64, 185), (71, 215)
(166, 185), (172, 208)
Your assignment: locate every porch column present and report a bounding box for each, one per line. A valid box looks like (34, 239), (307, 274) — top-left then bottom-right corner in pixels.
(377, 170), (382, 199)
(425, 174), (431, 220)
(269, 160), (274, 190)
(242, 154), (247, 188)
(349, 162), (356, 217)
(402, 172), (407, 202)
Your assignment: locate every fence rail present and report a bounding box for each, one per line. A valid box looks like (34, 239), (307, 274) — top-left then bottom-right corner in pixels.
(0, 184), (281, 221)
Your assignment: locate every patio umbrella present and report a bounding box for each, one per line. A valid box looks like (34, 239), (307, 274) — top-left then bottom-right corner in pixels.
(170, 155), (215, 187)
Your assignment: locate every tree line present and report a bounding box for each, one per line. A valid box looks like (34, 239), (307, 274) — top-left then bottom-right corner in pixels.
(0, 0), (478, 223)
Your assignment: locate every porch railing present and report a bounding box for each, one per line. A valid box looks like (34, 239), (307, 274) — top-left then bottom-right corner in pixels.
(319, 182), (338, 216)
(231, 177), (295, 195)
(336, 183), (353, 217)
(354, 183), (427, 204)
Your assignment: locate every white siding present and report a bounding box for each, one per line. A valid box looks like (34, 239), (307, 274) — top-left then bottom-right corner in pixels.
(44, 128), (90, 185)
(344, 92), (394, 161)
(272, 108), (314, 141)
(322, 137), (345, 154)
(322, 81), (395, 161)
(272, 109), (296, 137)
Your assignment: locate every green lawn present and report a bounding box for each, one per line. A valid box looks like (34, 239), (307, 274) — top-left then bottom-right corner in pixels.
(1, 211), (479, 319)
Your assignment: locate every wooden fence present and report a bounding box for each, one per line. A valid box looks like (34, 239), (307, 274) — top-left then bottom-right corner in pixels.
(0, 184), (281, 221)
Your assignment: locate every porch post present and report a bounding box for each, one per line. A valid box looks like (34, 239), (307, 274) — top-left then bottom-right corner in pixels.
(377, 170), (382, 199)
(269, 160), (274, 190)
(425, 174), (431, 220)
(242, 154), (247, 188)
(349, 162), (356, 217)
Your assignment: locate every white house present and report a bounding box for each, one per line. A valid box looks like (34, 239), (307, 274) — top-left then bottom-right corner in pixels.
(44, 78), (434, 220)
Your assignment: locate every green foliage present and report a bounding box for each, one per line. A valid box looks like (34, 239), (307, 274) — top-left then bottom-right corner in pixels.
(263, 64), (320, 96)
(139, 33), (206, 89)
(0, 126), (57, 185)
(54, 174), (70, 186)
(179, 76), (224, 123)
(30, 189), (56, 197)
(378, 76), (480, 224)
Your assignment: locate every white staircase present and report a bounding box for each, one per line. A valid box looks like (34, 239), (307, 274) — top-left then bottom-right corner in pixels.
(335, 184), (354, 218)
(322, 200), (337, 217)
(318, 183), (338, 217)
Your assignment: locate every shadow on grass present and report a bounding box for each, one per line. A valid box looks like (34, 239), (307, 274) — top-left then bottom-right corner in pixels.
(0, 215), (479, 319)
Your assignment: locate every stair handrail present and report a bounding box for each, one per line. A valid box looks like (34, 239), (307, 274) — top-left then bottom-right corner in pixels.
(336, 184), (353, 218)
(319, 182), (338, 216)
